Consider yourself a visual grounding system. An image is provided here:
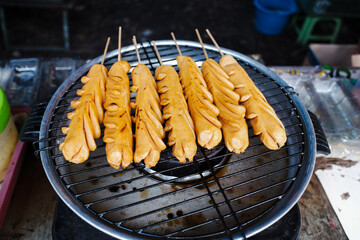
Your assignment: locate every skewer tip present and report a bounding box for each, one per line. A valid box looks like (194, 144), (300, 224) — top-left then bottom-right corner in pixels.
(152, 40), (163, 66)
(118, 26), (122, 61)
(171, 32), (182, 56)
(132, 36), (141, 64)
(205, 29), (223, 56)
(195, 29), (208, 60)
(101, 36), (111, 65)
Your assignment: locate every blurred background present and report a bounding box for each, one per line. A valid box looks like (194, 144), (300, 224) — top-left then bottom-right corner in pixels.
(0, 0), (359, 65)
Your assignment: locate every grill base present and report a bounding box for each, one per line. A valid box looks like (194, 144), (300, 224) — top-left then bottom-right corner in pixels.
(52, 198), (301, 240)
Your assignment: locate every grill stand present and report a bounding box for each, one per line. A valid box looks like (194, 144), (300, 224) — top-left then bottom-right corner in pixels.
(33, 41), (327, 239)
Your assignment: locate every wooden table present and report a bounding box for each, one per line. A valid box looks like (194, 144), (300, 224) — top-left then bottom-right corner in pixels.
(0, 148), (348, 239)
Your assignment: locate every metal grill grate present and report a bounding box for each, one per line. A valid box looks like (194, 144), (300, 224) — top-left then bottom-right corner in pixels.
(38, 40), (315, 239)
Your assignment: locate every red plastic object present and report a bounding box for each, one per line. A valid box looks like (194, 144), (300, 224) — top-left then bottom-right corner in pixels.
(0, 107), (30, 229)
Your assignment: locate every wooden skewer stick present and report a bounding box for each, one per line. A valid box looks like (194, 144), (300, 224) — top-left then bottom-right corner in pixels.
(101, 37), (111, 65)
(195, 29), (208, 60)
(171, 32), (182, 56)
(152, 41), (163, 66)
(205, 29), (224, 56)
(132, 36), (141, 64)
(118, 26), (122, 62)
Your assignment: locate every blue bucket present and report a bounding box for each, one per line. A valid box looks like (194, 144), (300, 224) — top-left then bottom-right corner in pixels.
(254, 0), (298, 35)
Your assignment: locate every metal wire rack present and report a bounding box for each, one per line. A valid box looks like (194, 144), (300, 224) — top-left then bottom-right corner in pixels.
(37, 40), (316, 239)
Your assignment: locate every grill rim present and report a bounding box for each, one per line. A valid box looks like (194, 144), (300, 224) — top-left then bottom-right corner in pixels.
(39, 40), (316, 239)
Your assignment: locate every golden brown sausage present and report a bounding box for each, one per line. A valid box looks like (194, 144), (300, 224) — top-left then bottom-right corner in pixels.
(103, 61), (133, 169)
(202, 58), (249, 153)
(155, 65), (197, 162)
(60, 64), (107, 163)
(219, 55), (286, 150)
(131, 64), (166, 168)
(77, 64), (108, 123)
(176, 55), (222, 149)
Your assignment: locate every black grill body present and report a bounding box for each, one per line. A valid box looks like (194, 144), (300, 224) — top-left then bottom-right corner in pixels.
(38, 40), (316, 239)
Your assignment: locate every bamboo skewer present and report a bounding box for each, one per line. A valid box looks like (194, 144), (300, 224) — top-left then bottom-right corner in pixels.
(152, 41), (163, 66)
(206, 29), (223, 56)
(118, 26), (122, 61)
(132, 36), (142, 64)
(195, 29), (208, 60)
(101, 37), (111, 65)
(171, 32), (182, 56)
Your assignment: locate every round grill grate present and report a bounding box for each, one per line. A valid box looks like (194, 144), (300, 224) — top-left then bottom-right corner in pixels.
(39, 40), (315, 239)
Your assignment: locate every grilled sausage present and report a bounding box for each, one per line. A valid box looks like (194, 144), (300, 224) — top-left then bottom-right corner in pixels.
(219, 55), (286, 150)
(132, 64), (166, 168)
(176, 55), (222, 149)
(103, 61), (133, 169)
(202, 58), (249, 153)
(60, 64), (107, 163)
(155, 65), (197, 162)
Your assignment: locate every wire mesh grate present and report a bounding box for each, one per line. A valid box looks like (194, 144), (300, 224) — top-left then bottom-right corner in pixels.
(38, 41), (310, 239)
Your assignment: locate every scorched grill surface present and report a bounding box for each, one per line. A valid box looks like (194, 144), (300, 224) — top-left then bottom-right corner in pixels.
(38, 40), (316, 239)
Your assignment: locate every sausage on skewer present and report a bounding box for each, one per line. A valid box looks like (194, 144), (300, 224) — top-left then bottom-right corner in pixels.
(131, 36), (166, 168)
(176, 55), (222, 149)
(155, 65), (197, 162)
(205, 29), (286, 150)
(202, 58), (249, 153)
(103, 60), (133, 169)
(103, 27), (133, 169)
(60, 37), (110, 163)
(195, 29), (248, 153)
(153, 42), (197, 162)
(60, 63), (108, 163)
(219, 55), (286, 150)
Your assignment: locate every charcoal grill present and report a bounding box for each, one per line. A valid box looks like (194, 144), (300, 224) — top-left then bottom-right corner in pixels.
(37, 40), (317, 239)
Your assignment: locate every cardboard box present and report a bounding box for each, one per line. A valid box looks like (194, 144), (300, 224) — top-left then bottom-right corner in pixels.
(305, 44), (359, 67)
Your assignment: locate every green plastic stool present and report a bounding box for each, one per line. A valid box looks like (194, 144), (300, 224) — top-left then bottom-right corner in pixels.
(293, 15), (342, 45)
